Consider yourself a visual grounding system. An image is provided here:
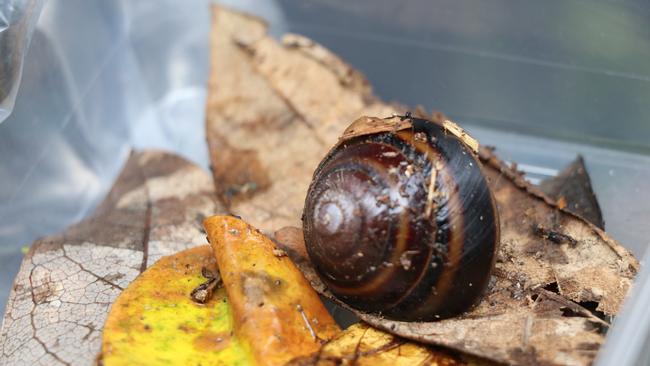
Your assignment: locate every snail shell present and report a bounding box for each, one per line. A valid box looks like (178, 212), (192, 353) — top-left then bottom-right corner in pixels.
(302, 115), (499, 321)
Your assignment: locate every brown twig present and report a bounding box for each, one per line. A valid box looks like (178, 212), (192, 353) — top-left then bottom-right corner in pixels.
(190, 267), (222, 304)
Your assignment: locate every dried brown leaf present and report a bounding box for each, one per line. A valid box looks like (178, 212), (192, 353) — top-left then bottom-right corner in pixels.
(207, 6), (638, 366)
(0, 151), (224, 365)
(539, 155), (605, 229)
(206, 6), (401, 234)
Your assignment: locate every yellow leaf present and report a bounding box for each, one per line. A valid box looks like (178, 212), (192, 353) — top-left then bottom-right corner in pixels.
(287, 323), (467, 366)
(99, 245), (252, 366)
(102, 217), (460, 366)
(204, 215), (340, 366)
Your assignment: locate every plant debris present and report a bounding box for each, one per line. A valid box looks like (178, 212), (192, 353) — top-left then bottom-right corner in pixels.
(539, 155), (605, 229)
(190, 267), (223, 304)
(533, 225), (578, 246)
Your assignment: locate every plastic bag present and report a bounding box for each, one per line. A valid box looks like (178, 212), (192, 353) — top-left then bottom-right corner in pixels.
(0, 0), (43, 123)
(0, 0), (287, 317)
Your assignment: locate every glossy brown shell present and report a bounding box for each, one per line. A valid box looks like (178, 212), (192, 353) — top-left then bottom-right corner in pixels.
(302, 116), (500, 321)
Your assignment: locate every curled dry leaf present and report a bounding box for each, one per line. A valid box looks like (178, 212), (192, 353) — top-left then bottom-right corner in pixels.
(203, 215), (341, 366)
(207, 6), (638, 366)
(287, 323), (483, 366)
(539, 155), (605, 229)
(99, 246), (251, 366)
(0, 151), (224, 365)
(206, 6), (400, 234)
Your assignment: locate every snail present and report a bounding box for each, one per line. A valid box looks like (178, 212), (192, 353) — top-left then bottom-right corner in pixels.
(302, 115), (499, 321)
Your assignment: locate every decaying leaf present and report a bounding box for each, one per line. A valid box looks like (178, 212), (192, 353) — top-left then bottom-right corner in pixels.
(287, 323), (480, 366)
(203, 215), (340, 366)
(205, 6), (400, 234)
(0, 151), (224, 365)
(99, 245), (251, 366)
(206, 6), (638, 365)
(539, 155), (605, 229)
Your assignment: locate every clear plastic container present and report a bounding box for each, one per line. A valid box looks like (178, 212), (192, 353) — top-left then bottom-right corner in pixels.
(1, 1), (648, 364)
